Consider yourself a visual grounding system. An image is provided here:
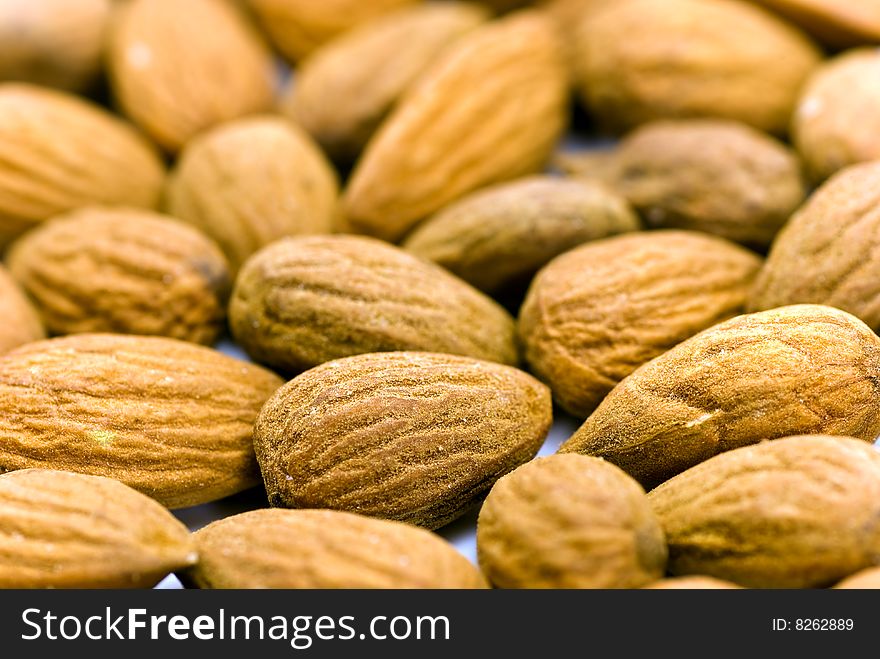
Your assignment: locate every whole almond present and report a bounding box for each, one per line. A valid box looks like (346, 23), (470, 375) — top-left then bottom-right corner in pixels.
(0, 334), (283, 508)
(751, 162), (880, 331)
(753, 0), (880, 47)
(254, 352), (552, 529)
(0, 469), (195, 588)
(109, 0), (275, 152)
(648, 435), (880, 588)
(230, 235), (518, 373)
(0, 265), (44, 355)
(561, 305), (880, 487)
(477, 454), (667, 589)
(285, 3), (488, 164)
(0, 0), (110, 92)
(7, 207), (230, 344)
(643, 576), (742, 589)
(182, 509), (487, 589)
(834, 567), (880, 589)
(519, 231), (762, 418)
(558, 120), (806, 248)
(343, 11), (568, 243)
(403, 176), (640, 295)
(0, 84), (164, 246)
(166, 116), (339, 273)
(574, 0), (821, 135)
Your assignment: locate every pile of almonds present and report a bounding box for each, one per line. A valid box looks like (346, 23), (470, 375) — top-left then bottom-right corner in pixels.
(1, 0), (880, 590)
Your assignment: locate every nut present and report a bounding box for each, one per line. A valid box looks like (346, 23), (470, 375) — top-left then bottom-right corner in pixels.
(643, 576), (742, 589)
(834, 567), (880, 589)
(0, 265), (44, 355)
(752, 0), (880, 47)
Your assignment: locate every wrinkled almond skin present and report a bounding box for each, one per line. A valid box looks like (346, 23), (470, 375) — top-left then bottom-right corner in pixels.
(648, 436), (880, 589)
(166, 116), (339, 273)
(344, 11), (568, 243)
(793, 50), (880, 183)
(0, 334), (283, 508)
(230, 235), (518, 373)
(0, 0), (111, 92)
(247, 0), (418, 62)
(254, 352), (552, 529)
(753, 0), (880, 47)
(643, 576), (742, 589)
(561, 305), (880, 488)
(574, 0), (821, 135)
(403, 176), (641, 295)
(559, 120), (806, 248)
(0, 84), (164, 246)
(477, 454), (667, 589)
(0, 469), (195, 588)
(182, 509), (488, 589)
(286, 3), (488, 164)
(834, 567), (880, 589)
(750, 162), (880, 331)
(519, 231), (762, 418)
(109, 0), (275, 152)
(0, 265), (44, 355)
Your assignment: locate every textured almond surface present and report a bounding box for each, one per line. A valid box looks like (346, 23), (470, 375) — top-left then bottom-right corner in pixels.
(561, 120), (806, 248)
(574, 0), (821, 135)
(7, 207), (230, 344)
(230, 235), (518, 373)
(109, 0), (274, 152)
(520, 231), (762, 418)
(643, 576), (742, 589)
(834, 567), (880, 589)
(343, 11), (568, 242)
(0, 0), (110, 91)
(183, 509), (488, 589)
(404, 176), (640, 294)
(753, 0), (880, 47)
(166, 116), (339, 273)
(0, 265), (44, 355)
(286, 3), (488, 164)
(793, 50), (880, 183)
(0, 469), (195, 588)
(477, 454), (667, 588)
(648, 435), (880, 588)
(254, 352), (552, 529)
(0, 334), (283, 508)
(561, 305), (880, 487)
(751, 162), (880, 331)
(0, 83), (164, 245)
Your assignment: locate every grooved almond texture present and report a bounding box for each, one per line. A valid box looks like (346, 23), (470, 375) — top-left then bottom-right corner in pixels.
(0, 469), (195, 588)
(0, 334), (284, 508)
(109, 0), (275, 152)
(285, 3), (488, 164)
(643, 576), (742, 589)
(834, 567), (880, 589)
(343, 11), (568, 242)
(648, 435), (880, 588)
(254, 352), (552, 529)
(477, 454), (667, 589)
(230, 235), (518, 373)
(519, 231), (762, 418)
(753, 0), (880, 47)
(561, 305), (880, 488)
(7, 207), (230, 344)
(403, 176), (640, 295)
(750, 162), (880, 331)
(0, 84), (164, 246)
(183, 509), (488, 589)
(166, 116), (339, 273)
(0, 265), (44, 355)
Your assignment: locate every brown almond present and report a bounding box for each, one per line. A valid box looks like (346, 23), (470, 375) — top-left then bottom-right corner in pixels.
(644, 576), (743, 589)
(834, 567), (880, 589)
(0, 265), (44, 355)
(753, 0), (880, 47)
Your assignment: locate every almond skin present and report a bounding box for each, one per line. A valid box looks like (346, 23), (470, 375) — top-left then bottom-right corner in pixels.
(7, 207), (230, 344)
(166, 116), (339, 273)
(403, 176), (641, 295)
(648, 435), (880, 588)
(0, 469), (195, 588)
(109, 0), (275, 153)
(834, 567), (880, 589)
(285, 3), (488, 164)
(752, 0), (880, 47)
(561, 305), (880, 488)
(643, 576), (742, 589)
(254, 352), (552, 529)
(477, 454), (667, 589)
(229, 235), (518, 373)
(0, 83), (164, 246)
(0, 334), (283, 508)
(0, 265), (44, 355)
(182, 509), (487, 589)
(519, 231), (762, 418)
(343, 11), (568, 243)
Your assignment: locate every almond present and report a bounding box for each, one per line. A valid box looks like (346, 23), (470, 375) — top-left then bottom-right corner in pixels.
(643, 576), (742, 589)
(753, 0), (880, 47)
(0, 265), (44, 355)
(834, 567), (880, 589)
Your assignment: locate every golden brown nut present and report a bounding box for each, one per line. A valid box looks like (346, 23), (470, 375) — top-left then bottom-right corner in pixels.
(834, 567), (880, 589)
(752, 0), (880, 47)
(0, 265), (44, 355)
(644, 576), (742, 589)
